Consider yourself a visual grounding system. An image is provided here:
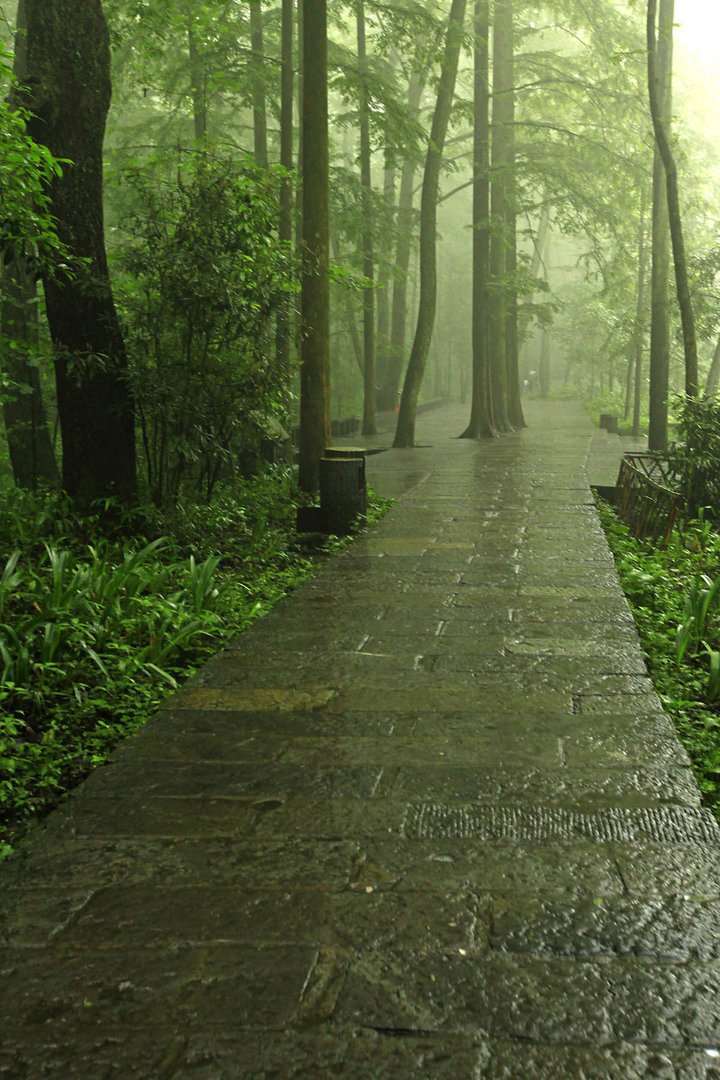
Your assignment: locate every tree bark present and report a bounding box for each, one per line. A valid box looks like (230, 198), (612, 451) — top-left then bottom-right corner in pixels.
(25, 0), (136, 506)
(460, 0), (493, 439)
(357, 1), (377, 436)
(250, 0), (268, 169)
(647, 0), (698, 398)
(298, 0), (330, 491)
(393, 0), (467, 448)
(2, 0), (59, 489)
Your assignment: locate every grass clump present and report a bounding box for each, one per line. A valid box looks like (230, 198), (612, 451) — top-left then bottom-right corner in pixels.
(0, 471), (393, 858)
(597, 499), (720, 814)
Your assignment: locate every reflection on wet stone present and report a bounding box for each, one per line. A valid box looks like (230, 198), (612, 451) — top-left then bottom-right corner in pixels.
(2, 402), (719, 1077)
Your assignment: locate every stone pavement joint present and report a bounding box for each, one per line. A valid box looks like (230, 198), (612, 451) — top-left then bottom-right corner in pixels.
(2, 401), (720, 1079)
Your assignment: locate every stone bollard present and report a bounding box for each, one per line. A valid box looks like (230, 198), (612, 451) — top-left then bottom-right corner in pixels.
(600, 413), (619, 434)
(319, 451), (367, 535)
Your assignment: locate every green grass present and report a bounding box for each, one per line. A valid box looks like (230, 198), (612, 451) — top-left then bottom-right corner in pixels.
(0, 472), (394, 858)
(597, 499), (720, 815)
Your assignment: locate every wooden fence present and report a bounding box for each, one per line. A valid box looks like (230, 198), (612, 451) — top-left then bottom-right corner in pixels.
(615, 453), (684, 546)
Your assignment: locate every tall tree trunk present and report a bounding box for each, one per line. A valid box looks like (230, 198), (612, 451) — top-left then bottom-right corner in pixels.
(250, 0), (268, 168)
(647, 0), (672, 451)
(187, 18), (207, 140)
(393, 0), (467, 447)
(2, 0), (59, 489)
(632, 200), (648, 436)
(502, 0), (524, 429)
(275, 0), (294, 379)
(298, 0), (330, 491)
(488, 0), (512, 431)
(25, 0), (136, 506)
(647, 0), (697, 398)
(295, 0), (304, 254)
(357, 1), (377, 436)
(378, 73), (423, 412)
(460, 0), (493, 439)
(374, 153), (395, 409)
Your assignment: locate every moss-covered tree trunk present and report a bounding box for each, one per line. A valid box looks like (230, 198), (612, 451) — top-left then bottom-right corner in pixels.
(25, 0), (136, 506)
(393, 0), (467, 448)
(298, 0), (330, 491)
(2, 0), (59, 489)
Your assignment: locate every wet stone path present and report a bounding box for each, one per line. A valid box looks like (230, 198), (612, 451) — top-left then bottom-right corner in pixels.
(3, 400), (720, 1078)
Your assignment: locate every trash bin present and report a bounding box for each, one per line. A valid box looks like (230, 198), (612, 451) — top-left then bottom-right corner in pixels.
(319, 451), (367, 535)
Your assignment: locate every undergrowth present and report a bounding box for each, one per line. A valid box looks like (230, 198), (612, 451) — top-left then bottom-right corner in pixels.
(597, 499), (720, 815)
(0, 471), (393, 858)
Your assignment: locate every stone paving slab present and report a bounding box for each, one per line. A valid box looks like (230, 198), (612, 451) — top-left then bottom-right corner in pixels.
(2, 400), (719, 1078)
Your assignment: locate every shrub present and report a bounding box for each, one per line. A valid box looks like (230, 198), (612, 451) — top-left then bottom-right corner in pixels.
(667, 395), (720, 520)
(116, 150), (297, 506)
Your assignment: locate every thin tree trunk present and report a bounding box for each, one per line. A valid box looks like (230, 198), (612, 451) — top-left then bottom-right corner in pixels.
(505, 213), (524, 426)
(632, 199), (648, 436)
(647, 0), (697, 397)
(25, 0), (136, 506)
(2, 0), (59, 488)
(295, 0), (304, 254)
(488, 0), (511, 431)
(378, 73), (423, 411)
(357, 1), (376, 436)
(250, 0), (268, 169)
(394, 0), (467, 447)
(503, 0), (524, 429)
(374, 153), (395, 408)
(298, 0), (330, 491)
(647, 0), (673, 451)
(460, 0), (493, 439)
(275, 0), (294, 378)
(188, 18), (207, 140)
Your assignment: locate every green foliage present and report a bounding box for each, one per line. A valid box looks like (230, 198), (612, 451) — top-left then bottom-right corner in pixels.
(115, 150), (297, 506)
(0, 473), (393, 856)
(667, 394), (720, 520)
(598, 499), (720, 811)
(0, 46), (67, 277)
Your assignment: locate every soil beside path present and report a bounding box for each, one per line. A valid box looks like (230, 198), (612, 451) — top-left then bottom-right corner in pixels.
(2, 400), (720, 1079)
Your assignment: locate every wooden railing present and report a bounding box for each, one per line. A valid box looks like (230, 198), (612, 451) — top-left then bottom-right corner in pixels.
(615, 453), (684, 546)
